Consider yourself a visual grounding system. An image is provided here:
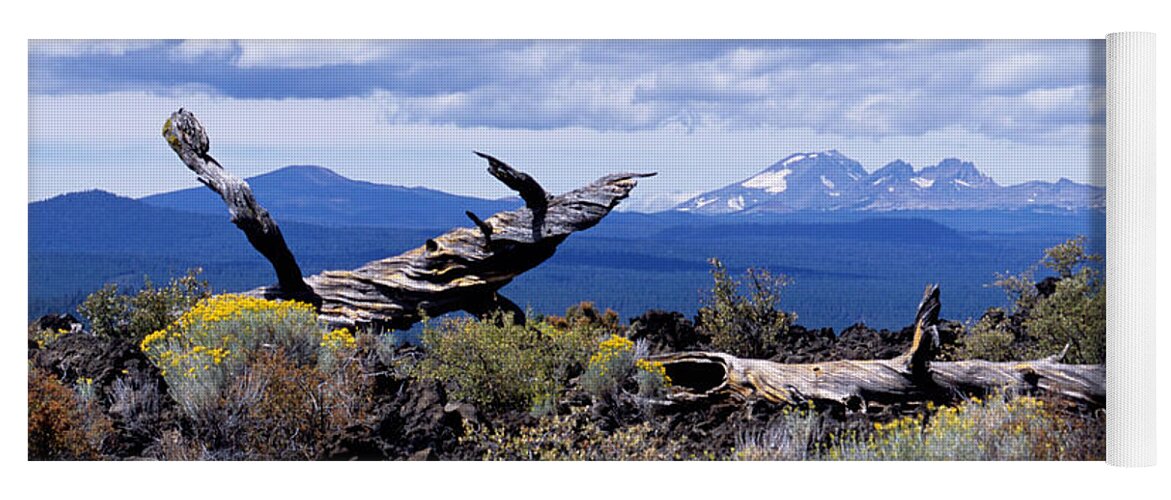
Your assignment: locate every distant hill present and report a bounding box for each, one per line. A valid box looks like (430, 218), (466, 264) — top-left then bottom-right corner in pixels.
(29, 166), (1106, 330)
(141, 165), (521, 229)
(676, 151), (1106, 214)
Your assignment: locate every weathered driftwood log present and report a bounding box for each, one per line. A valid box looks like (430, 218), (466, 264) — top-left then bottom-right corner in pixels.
(650, 286), (1105, 408)
(163, 109), (653, 330)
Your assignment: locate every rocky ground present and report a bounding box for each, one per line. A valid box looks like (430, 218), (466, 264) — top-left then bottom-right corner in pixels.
(25, 309), (988, 461)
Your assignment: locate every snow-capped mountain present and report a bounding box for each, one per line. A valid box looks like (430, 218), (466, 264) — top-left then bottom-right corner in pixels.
(675, 152), (1104, 214)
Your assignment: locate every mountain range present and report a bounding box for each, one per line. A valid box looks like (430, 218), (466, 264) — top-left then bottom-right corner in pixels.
(28, 155), (1106, 330)
(675, 151), (1105, 214)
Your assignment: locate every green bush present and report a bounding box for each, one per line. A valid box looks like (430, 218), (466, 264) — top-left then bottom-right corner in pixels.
(959, 308), (1018, 362)
(697, 258), (795, 359)
(78, 269), (210, 343)
(960, 236), (1104, 364)
(414, 312), (598, 415)
(1025, 270), (1105, 365)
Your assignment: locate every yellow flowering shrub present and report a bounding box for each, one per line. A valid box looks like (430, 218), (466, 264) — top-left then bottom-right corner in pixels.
(140, 294), (320, 416)
(318, 327), (358, 372)
(582, 334), (670, 399)
(823, 394), (1077, 460)
(321, 327), (357, 351)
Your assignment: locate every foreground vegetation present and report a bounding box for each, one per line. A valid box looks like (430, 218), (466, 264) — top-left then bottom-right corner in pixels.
(28, 238), (1105, 460)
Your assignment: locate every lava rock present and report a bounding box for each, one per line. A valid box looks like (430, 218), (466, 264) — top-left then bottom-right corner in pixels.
(628, 310), (701, 353)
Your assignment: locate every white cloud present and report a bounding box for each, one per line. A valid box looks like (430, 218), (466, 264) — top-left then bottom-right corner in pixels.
(30, 39), (162, 57)
(234, 40), (396, 68)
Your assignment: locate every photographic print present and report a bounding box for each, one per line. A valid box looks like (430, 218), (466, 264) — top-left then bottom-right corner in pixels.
(28, 40), (1107, 460)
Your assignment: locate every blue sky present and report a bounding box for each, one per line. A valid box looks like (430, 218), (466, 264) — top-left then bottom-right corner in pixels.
(28, 39), (1105, 211)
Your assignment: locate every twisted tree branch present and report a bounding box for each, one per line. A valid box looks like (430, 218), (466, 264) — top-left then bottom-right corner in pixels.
(163, 109), (654, 330)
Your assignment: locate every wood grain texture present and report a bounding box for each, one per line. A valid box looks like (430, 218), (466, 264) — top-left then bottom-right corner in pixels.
(651, 286), (1104, 408)
(163, 109), (653, 330)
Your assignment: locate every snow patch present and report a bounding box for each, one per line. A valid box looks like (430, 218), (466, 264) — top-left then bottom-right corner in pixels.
(782, 155), (805, 166)
(727, 195), (745, 211)
(887, 187), (895, 193)
(742, 169), (793, 193)
(953, 179), (972, 187)
(849, 172), (861, 181)
(910, 177), (935, 188)
(872, 176), (887, 186)
(693, 197), (717, 209)
(827, 191), (840, 197)
(820, 175), (835, 189)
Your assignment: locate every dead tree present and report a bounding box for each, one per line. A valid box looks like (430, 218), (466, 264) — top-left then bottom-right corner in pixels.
(162, 109), (653, 330)
(651, 286), (1105, 408)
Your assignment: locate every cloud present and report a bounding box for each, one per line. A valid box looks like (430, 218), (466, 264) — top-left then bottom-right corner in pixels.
(30, 39), (163, 57)
(234, 40), (396, 68)
(28, 40), (1105, 144)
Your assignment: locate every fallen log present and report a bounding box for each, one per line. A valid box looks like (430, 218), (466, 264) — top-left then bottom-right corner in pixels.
(650, 286), (1105, 408)
(162, 109), (653, 330)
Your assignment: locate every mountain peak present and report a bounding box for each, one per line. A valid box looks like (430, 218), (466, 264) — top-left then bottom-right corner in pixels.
(676, 151), (1101, 214)
(257, 165), (349, 185)
(871, 160), (914, 178)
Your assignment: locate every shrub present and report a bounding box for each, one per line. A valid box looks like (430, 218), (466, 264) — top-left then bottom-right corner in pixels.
(581, 334), (637, 397)
(108, 374), (168, 450)
(139, 294), (320, 417)
(414, 312), (598, 415)
(232, 347), (375, 460)
(79, 269), (211, 343)
(959, 308), (1018, 362)
(733, 404), (821, 460)
(28, 366), (114, 460)
(697, 258), (795, 359)
(546, 301), (622, 336)
(580, 334), (671, 400)
(140, 298), (376, 459)
(633, 358), (672, 398)
(1025, 268), (1105, 364)
(822, 394), (1085, 460)
(959, 236), (1104, 364)
(463, 407), (686, 460)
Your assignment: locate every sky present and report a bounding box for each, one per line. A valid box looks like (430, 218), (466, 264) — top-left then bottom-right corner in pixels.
(28, 39), (1106, 211)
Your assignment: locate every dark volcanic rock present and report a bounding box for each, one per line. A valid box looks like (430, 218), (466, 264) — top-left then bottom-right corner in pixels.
(376, 378), (474, 459)
(628, 310), (702, 353)
(1035, 276), (1061, 298)
(30, 330), (176, 458)
(29, 313), (83, 335)
(30, 331), (161, 399)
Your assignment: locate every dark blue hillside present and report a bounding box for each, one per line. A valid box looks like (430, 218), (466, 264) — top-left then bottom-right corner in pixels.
(30, 182), (1106, 330)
